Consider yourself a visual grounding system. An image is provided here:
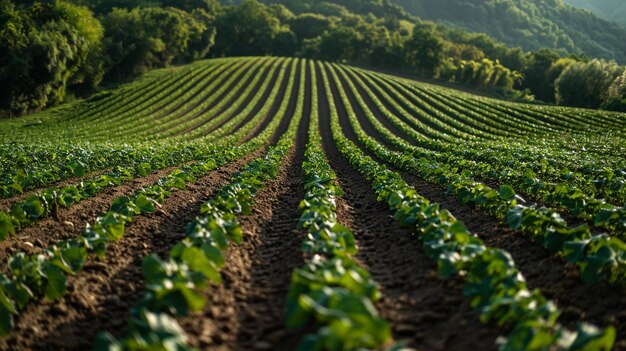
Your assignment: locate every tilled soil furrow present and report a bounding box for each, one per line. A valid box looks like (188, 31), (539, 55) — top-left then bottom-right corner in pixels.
(269, 61), (303, 145)
(337, 62), (626, 347)
(397, 173), (626, 350)
(178, 111), (309, 350)
(333, 59), (626, 348)
(0, 149), (266, 351)
(316, 63), (503, 351)
(241, 60), (294, 143)
(0, 161), (196, 266)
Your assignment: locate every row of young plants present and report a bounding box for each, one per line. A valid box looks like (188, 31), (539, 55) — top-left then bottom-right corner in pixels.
(328, 63), (626, 286)
(357, 66), (626, 199)
(90, 59), (248, 142)
(335, 64), (626, 236)
(180, 58), (285, 141)
(318, 61), (617, 350)
(201, 59), (290, 144)
(118, 58), (267, 142)
(85, 59), (259, 143)
(3, 60), (217, 145)
(346, 65), (626, 206)
(417, 81), (567, 135)
(0, 143), (170, 199)
(93, 62), (307, 349)
(423, 82), (626, 132)
(0, 139), (263, 337)
(0, 95), (278, 240)
(95, 132), (292, 351)
(372, 67), (622, 138)
(286, 66), (391, 350)
(0, 57), (291, 238)
(0, 54), (302, 336)
(100, 56), (280, 144)
(0, 58), (251, 146)
(0, 144), (214, 240)
(63, 59), (243, 140)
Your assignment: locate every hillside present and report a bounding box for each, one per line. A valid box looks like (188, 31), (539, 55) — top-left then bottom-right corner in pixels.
(392, 0), (626, 62)
(0, 57), (625, 350)
(563, 0), (626, 28)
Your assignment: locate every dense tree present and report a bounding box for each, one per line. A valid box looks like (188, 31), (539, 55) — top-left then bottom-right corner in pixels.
(403, 24), (444, 75)
(394, 0), (626, 63)
(0, 0), (103, 115)
(521, 49), (561, 102)
(102, 7), (215, 80)
(161, 0), (220, 13)
(555, 59), (622, 108)
(212, 0), (292, 56)
(288, 13), (332, 45)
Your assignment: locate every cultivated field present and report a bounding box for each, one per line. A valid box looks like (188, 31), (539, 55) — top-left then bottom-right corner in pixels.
(0, 57), (625, 350)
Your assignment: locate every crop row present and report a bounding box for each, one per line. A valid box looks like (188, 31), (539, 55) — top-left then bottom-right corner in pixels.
(318, 60), (616, 350)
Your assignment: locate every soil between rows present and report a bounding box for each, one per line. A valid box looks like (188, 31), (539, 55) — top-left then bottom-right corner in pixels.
(317, 62), (503, 350)
(0, 161), (195, 266)
(178, 60), (258, 135)
(0, 148), (267, 351)
(177, 71), (310, 349)
(234, 60), (291, 142)
(196, 61), (269, 137)
(334, 63), (626, 348)
(399, 173), (626, 350)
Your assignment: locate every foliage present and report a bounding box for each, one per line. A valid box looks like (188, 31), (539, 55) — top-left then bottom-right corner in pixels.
(394, 0), (626, 63)
(0, 0), (103, 115)
(555, 59), (623, 108)
(212, 0), (292, 56)
(101, 7), (215, 81)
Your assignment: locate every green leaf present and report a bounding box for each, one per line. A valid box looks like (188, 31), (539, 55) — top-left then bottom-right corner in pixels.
(571, 323), (615, 351)
(201, 243), (225, 268)
(142, 255), (165, 284)
(60, 245), (87, 274)
(21, 196), (46, 220)
(93, 332), (122, 351)
(99, 212), (126, 241)
(43, 265), (66, 300)
(70, 161), (86, 177)
(506, 206), (524, 230)
(0, 213), (15, 241)
(0, 304), (14, 337)
(135, 194), (158, 214)
(498, 185), (516, 201)
(110, 196), (140, 217)
(181, 247), (221, 284)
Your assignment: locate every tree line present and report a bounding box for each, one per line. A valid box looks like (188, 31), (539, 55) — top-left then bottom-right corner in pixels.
(1, 0), (625, 116)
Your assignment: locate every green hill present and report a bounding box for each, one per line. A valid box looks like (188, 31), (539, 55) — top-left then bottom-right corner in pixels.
(392, 0), (626, 62)
(563, 0), (626, 27)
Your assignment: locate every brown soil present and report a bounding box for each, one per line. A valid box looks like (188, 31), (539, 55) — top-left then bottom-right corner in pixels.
(0, 148), (266, 351)
(397, 173), (626, 350)
(0, 162), (193, 266)
(177, 72), (310, 349)
(334, 63), (626, 349)
(317, 62), (504, 351)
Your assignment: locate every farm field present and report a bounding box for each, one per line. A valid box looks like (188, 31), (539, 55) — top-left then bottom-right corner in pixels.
(0, 56), (625, 350)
